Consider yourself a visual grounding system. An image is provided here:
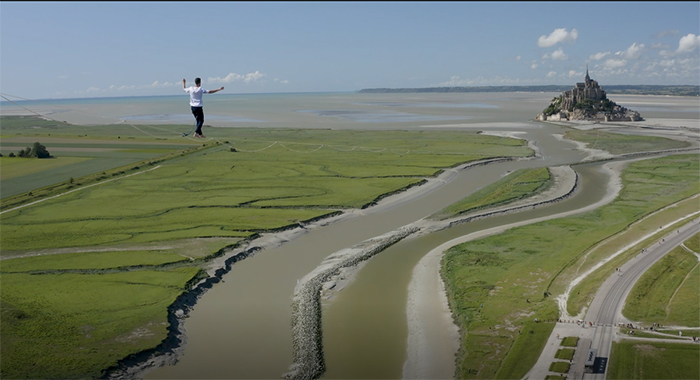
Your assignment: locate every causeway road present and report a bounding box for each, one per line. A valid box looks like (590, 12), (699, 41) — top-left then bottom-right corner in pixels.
(526, 218), (700, 380)
(583, 219), (700, 380)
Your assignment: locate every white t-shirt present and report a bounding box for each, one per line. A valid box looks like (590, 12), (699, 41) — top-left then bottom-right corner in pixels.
(184, 86), (209, 107)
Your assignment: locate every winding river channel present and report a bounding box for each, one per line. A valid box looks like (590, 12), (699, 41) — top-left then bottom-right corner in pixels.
(143, 96), (697, 379)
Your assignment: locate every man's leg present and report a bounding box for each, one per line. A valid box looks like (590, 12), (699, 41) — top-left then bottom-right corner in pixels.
(192, 107), (204, 135)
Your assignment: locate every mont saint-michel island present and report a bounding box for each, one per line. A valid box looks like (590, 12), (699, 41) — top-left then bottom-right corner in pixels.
(536, 68), (643, 122)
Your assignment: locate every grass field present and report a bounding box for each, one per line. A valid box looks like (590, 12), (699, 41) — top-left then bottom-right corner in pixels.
(442, 154), (699, 379)
(493, 321), (555, 379)
(0, 116), (535, 379)
(0, 250), (190, 272)
(561, 336), (579, 347)
(623, 235), (700, 327)
(563, 129), (691, 154)
(548, 361), (570, 373)
(555, 348), (575, 360)
(685, 231), (700, 252)
(1, 123), (533, 253)
(0, 267), (202, 379)
(430, 167), (551, 220)
(0, 156), (90, 180)
(607, 341), (700, 380)
(0, 116), (201, 199)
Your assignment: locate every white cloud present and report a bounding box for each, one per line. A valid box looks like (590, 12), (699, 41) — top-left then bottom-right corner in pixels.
(86, 87), (99, 92)
(515, 55), (521, 61)
(551, 48), (568, 61)
(274, 78), (290, 84)
(546, 71), (557, 78)
(616, 43), (645, 60)
(537, 28), (578, 48)
(542, 48), (568, 61)
(568, 70), (580, 77)
(531, 63), (538, 69)
(604, 59), (627, 68)
(659, 59), (675, 67)
(589, 52), (610, 61)
(209, 71), (266, 84)
(677, 33), (700, 53)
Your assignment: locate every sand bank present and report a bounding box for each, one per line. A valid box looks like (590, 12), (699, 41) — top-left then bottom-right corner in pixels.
(402, 165), (582, 379)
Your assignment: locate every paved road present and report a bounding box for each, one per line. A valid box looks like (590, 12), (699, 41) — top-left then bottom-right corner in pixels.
(582, 219), (700, 380)
(525, 218), (699, 380)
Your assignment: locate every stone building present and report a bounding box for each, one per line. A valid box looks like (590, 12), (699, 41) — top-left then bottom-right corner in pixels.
(537, 67), (643, 122)
(560, 68), (604, 111)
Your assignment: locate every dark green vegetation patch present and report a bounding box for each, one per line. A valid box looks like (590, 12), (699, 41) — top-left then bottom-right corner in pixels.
(560, 336), (579, 347)
(555, 348), (575, 360)
(431, 167), (551, 220)
(549, 361), (570, 373)
(1, 268), (202, 379)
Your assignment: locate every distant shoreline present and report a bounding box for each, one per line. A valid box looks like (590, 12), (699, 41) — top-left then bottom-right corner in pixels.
(358, 85), (700, 96)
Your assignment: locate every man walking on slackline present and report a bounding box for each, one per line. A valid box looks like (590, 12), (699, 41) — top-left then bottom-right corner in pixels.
(183, 78), (224, 138)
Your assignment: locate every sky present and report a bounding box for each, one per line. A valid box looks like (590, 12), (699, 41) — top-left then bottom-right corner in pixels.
(1, 1), (699, 100)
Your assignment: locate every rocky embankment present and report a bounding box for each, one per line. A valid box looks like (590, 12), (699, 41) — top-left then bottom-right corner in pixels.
(283, 226), (419, 380)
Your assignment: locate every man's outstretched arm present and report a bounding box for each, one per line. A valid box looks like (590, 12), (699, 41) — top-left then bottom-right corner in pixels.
(208, 86), (224, 94)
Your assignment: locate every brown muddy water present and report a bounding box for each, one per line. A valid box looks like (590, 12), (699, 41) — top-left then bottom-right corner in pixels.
(145, 123), (598, 379)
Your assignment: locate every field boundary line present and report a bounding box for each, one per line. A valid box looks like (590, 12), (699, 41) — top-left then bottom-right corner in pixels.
(0, 165), (162, 215)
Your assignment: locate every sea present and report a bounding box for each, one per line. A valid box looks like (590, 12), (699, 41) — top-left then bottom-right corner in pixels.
(0, 91), (561, 129)
(2, 92), (698, 132)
